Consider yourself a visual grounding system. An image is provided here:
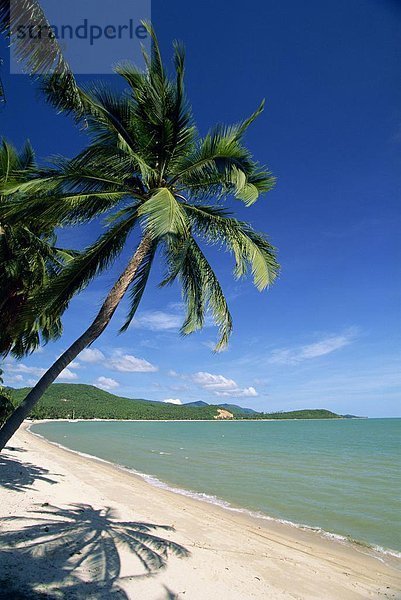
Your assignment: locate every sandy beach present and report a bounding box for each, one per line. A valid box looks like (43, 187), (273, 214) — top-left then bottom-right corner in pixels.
(0, 424), (400, 599)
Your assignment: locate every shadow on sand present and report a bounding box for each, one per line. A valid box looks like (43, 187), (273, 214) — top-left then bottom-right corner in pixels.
(0, 503), (190, 599)
(0, 453), (60, 492)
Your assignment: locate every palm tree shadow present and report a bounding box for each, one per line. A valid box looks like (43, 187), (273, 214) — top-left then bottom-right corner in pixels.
(0, 454), (60, 492)
(0, 503), (190, 599)
(4, 446), (27, 452)
(162, 586), (180, 599)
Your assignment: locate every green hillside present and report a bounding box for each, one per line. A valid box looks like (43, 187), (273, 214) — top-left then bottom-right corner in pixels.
(9, 384), (346, 421)
(10, 384), (218, 420)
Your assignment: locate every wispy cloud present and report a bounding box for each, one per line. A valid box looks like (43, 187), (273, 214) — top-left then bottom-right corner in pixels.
(191, 371), (258, 398)
(4, 361), (77, 384)
(95, 376), (119, 391)
(78, 348), (106, 363)
(6, 374), (24, 383)
(202, 340), (229, 352)
(265, 359), (401, 415)
(132, 302), (214, 333)
(77, 347), (158, 373)
(268, 330), (357, 365)
(57, 368), (78, 381)
(5, 363), (46, 378)
(132, 310), (183, 331)
(109, 353), (158, 373)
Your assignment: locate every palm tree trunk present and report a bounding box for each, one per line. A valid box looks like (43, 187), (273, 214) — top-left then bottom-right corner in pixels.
(0, 234), (152, 451)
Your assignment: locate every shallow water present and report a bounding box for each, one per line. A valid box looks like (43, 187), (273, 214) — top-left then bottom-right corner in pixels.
(31, 418), (401, 553)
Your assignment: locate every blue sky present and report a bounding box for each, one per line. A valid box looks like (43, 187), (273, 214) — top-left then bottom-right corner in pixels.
(1, 0), (400, 416)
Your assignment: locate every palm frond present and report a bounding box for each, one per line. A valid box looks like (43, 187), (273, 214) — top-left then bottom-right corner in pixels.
(172, 130), (275, 204)
(138, 188), (189, 238)
(0, 0), (82, 110)
(5, 190), (131, 227)
(35, 209), (139, 316)
(0, 60), (5, 103)
(161, 235), (204, 333)
(182, 203), (279, 290)
(184, 239), (233, 351)
(162, 236), (232, 351)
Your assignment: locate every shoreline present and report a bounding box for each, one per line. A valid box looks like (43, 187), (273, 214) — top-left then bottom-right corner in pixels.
(1, 423), (400, 599)
(28, 420), (401, 560)
(26, 416), (367, 423)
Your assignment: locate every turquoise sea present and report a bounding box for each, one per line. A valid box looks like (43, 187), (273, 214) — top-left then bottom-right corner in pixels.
(31, 418), (401, 554)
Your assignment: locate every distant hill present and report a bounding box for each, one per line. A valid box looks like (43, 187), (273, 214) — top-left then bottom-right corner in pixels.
(217, 403), (257, 415)
(342, 414), (364, 419)
(183, 400), (258, 415)
(9, 384), (351, 421)
(185, 400), (256, 415)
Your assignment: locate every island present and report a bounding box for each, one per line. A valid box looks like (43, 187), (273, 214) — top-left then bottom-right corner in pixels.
(6, 383), (360, 421)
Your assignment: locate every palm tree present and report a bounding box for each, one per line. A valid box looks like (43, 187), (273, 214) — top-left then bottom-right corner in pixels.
(0, 139), (73, 358)
(0, 24), (279, 450)
(0, 0), (80, 105)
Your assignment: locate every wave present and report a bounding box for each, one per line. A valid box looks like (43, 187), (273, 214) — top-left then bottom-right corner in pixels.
(27, 424), (401, 561)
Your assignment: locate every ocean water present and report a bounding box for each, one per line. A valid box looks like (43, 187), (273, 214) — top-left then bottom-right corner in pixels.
(31, 418), (401, 554)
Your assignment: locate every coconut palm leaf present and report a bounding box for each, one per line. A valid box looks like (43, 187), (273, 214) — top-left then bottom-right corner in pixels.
(37, 209), (140, 316)
(182, 202), (279, 289)
(0, 0), (81, 110)
(0, 139), (78, 357)
(138, 188), (189, 238)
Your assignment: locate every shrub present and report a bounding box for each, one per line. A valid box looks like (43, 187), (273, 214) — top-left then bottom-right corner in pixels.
(0, 388), (15, 426)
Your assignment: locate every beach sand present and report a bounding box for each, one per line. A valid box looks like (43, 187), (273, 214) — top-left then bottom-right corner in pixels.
(0, 423), (400, 599)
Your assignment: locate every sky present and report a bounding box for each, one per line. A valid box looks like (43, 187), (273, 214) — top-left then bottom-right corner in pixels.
(1, 0), (400, 417)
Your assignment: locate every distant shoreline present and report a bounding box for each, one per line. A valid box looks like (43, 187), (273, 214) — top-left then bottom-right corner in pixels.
(28, 416), (366, 423)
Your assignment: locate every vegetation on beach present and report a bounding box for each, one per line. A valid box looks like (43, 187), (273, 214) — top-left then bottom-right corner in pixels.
(0, 23), (279, 449)
(0, 385), (14, 426)
(0, 140), (74, 358)
(10, 384), (344, 421)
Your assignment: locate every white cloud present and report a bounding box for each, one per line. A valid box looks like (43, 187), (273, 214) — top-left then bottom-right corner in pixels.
(7, 363), (78, 385)
(168, 369), (179, 377)
(163, 398), (182, 405)
(268, 332), (356, 365)
(57, 368), (78, 381)
(109, 354), (158, 373)
(72, 347), (158, 374)
(131, 301), (216, 334)
(202, 341), (216, 351)
(69, 361), (81, 369)
(191, 372), (258, 398)
(6, 363), (46, 377)
(78, 348), (106, 363)
(6, 374), (24, 383)
(95, 376), (120, 391)
(215, 386), (258, 398)
(132, 310), (183, 331)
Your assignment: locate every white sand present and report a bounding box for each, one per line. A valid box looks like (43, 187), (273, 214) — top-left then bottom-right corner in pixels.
(0, 423), (400, 599)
